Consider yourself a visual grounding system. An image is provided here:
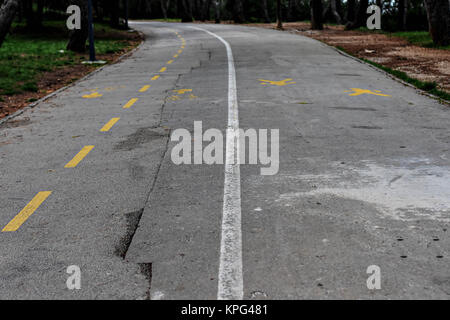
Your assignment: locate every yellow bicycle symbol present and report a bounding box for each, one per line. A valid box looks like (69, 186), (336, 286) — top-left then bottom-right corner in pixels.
(258, 78), (296, 86)
(345, 88), (391, 97)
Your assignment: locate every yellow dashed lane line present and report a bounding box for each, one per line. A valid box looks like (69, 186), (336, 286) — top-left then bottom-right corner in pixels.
(123, 98), (139, 109)
(65, 146), (95, 168)
(139, 85), (151, 92)
(5, 30), (187, 232)
(2, 192), (52, 232)
(100, 118), (120, 132)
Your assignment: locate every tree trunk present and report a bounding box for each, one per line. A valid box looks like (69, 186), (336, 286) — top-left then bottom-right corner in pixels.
(178, 0), (193, 22)
(330, 0), (342, 24)
(287, 0), (295, 22)
(398, 0), (407, 30)
(94, 0), (104, 22)
(311, 0), (324, 30)
(345, 0), (356, 24)
(345, 0), (368, 30)
(214, 0), (221, 23)
(0, 0), (19, 48)
(205, 0), (211, 20)
(232, 0), (245, 23)
(200, 0), (209, 21)
(355, 0), (369, 27)
(276, 0), (283, 29)
(67, 0), (89, 53)
(26, 0), (44, 29)
(161, 0), (170, 19)
(424, 0), (450, 46)
(261, 0), (270, 23)
(110, 0), (120, 28)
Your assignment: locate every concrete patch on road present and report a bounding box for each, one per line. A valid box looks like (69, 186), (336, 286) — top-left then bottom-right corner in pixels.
(277, 159), (450, 222)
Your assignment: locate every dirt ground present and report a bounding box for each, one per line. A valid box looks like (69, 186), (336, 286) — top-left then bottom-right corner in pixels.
(0, 33), (142, 120)
(248, 22), (450, 95)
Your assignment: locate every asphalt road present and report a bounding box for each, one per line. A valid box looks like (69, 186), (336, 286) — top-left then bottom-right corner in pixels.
(0, 22), (449, 300)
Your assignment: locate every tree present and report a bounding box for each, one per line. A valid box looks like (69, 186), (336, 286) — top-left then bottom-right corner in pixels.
(0, 0), (20, 48)
(67, 0), (89, 52)
(199, 0), (210, 21)
(178, 0), (193, 22)
(398, 0), (408, 30)
(229, 0), (245, 23)
(345, 0), (356, 24)
(276, 0), (283, 29)
(262, 0), (270, 23)
(424, 0), (450, 46)
(215, 0), (221, 23)
(345, 0), (368, 30)
(110, 0), (120, 28)
(330, 0), (342, 24)
(161, 0), (171, 19)
(310, 0), (323, 29)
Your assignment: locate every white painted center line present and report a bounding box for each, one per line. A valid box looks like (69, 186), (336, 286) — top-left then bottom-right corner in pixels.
(190, 26), (243, 300)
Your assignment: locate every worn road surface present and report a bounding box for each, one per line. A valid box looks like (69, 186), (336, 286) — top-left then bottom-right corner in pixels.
(0, 22), (449, 299)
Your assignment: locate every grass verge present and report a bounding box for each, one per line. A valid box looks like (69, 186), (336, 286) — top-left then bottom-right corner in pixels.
(0, 20), (137, 97)
(356, 27), (450, 50)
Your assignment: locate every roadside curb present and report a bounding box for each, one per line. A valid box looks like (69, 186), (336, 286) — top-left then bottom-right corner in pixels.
(0, 30), (146, 127)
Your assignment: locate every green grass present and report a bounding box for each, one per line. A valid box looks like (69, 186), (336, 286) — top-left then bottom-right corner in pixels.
(0, 21), (134, 96)
(335, 46), (450, 102)
(389, 31), (450, 50)
(356, 27), (450, 50)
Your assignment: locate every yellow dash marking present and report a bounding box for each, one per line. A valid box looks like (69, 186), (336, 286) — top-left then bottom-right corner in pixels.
(173, 54), (179, 58)
(151, 75), (160, 81)
(174, 89), (192, 95)
(167, 60), (174, 65)
(83, 92), (103, 99)
(2, 191), (52, 232)
(123, 98), (139, 109)
(100, 118), (120, 132)
(65, 146), (95, 168)
(160, 67), (167, 73)
(178, 50), (183, 54)
(181, 46), (185, 49)
(139, 85), (151, 92)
